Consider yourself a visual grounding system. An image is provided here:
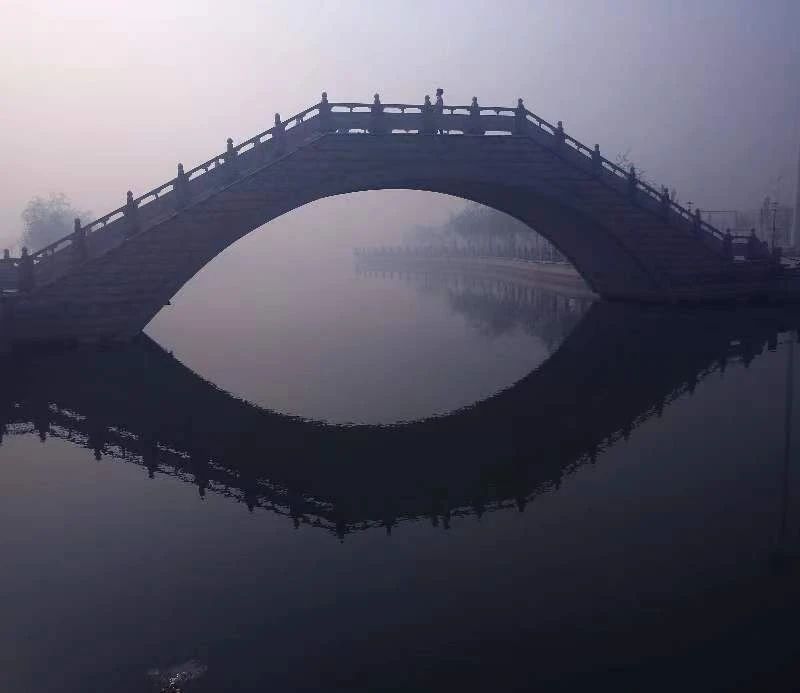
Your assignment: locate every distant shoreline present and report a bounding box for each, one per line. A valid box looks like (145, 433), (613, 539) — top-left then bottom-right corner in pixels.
(355, 255), (595, 299)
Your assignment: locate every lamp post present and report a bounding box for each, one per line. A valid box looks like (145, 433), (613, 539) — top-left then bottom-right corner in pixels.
(771, 199), (779, 251)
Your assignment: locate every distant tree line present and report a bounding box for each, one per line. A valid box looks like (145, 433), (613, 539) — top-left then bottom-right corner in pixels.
(388, 202), (567, 263)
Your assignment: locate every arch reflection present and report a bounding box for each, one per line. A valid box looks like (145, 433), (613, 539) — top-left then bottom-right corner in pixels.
(1, 277), (796, 540)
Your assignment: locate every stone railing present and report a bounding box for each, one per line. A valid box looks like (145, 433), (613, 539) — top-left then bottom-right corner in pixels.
(1, 92), (734, 293)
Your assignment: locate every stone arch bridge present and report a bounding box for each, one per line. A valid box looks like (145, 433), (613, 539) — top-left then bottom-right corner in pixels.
(0, 93), (792, 344)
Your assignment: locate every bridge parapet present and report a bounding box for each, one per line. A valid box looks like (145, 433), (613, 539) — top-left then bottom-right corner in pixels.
(6, 93), (741, 296)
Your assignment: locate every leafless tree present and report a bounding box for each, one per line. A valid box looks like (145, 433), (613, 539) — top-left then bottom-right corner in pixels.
(21, 193), (89, 252)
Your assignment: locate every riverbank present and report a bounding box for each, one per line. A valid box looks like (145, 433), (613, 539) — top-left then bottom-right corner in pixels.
(355, 255), (595, 299)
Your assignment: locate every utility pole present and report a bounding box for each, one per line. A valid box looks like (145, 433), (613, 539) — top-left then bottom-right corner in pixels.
(793, 143), (800, 248)
(772, 199), (778, 251)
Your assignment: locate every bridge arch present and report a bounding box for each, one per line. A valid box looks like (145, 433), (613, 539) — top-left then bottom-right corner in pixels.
(8, 99), (762, 344)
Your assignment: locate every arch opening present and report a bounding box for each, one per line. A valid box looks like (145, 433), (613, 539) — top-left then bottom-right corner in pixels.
(146, 190), (592, 424)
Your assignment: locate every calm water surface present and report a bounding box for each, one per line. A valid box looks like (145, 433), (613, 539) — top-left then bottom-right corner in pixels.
(1, 201), (799, 692)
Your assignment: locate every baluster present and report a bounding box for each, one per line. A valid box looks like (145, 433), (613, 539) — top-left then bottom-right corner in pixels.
(123, 191), (140, 237)
(722, 228), (734, 260)
(554, 120), (566, 147)
(693, 208), (702, 235)
(72, 217), (87, 263)
(174, 163), (190, 208)
(468, 97), (484, 135)
(627, 166), (637, 201)
(660, 186), (671, 220)
(370, 93), (387, 135)
(514, 98), (527, 135)
(224, 137), (238, 181)
(319, 91), (334, 132)
(18, 247), (34, 291)
(272, 113), (285, 155)
(421, 95), (435, 134)
(591, 144), (602, 173)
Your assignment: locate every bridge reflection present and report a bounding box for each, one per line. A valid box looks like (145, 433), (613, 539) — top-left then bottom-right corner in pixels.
(1, 277), (796, 540)
(356, 265), (592, 350)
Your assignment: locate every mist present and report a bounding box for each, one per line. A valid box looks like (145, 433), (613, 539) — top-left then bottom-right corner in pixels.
(2, 0), (799, 253)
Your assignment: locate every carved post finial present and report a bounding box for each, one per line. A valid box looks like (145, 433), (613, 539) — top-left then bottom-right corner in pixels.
(552, 120), (565, 145)
(124, 191), (139, 237)
(370, 92), (386, 134)
(175, 163), (190, 208)
(73, 217), (87, 262)
(272, 112), (285, 154)
(422, 95), (435, 134)
(693, 207), (703, 235)
(626, 166), (638, 201)
(319, 92), (333, 132)
(591, 144), (602, 172)
(514, 98), (527, 135)
(19, 246), (34, 291)
(469, 96), (483, 135)
(224, 138), (238, 179)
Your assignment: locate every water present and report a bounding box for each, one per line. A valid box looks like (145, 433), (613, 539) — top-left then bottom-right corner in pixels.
(1, 196), (800, 692)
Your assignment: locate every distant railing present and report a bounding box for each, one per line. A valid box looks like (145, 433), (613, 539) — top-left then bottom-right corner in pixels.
(354, 244), (568, 265)
(2, 92), (744, 294)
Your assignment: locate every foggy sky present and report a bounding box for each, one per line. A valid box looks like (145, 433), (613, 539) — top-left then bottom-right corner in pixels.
(2, 0), (799, 250)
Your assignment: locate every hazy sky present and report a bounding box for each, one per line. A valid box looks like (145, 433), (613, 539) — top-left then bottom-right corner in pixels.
(1, 0), (799, 250)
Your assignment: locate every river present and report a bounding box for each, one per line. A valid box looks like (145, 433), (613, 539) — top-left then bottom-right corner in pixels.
(1, 194), (799, 692)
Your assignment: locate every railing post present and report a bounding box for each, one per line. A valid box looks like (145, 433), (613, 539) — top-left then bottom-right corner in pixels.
(18, 247), (34, 292)
(660, 187), (671, 220)
(693, 208), (702, 235)
(72, 217), (87, 263)
(554, 120), (566, 147)
(370, 93), (387, 135)
(591, 144), (602, 173)
(272, 112), (285, 155)
(421, 95), (435, 134)
(627, 166), (637, 201)
(224, 137), (238, 180)
(722, 229), (734, 260)
(174, 163), (190, 208)
(123, 191), (140, 237)
(468, 97), (484, 135)
(319, 91), (333, 133)
(514, 98), (527, 135)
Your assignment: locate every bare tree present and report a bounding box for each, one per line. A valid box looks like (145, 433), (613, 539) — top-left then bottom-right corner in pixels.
(21, 193), (89, 252)
(614, 150), (679, 203)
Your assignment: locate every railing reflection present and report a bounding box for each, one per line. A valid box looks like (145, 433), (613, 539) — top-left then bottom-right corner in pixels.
(1, 297), (797, 540)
